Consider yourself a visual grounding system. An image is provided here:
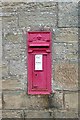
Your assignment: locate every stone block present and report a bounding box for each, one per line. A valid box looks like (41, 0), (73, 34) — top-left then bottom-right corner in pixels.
(53, 109), (78, 118)
(2, 60), (8, 79)
(4, 33), (24, 44)
(2, 15), (18, 35)
(65, 92), (78, 109)
(50, 92), (64, 109)
(2, 60), (8, 67)
(21, 93), (49, 110)
(24, 110), (53, 118)
(0, 110), (2, 119)
(1, 0), (79, 2)
(78, 91), (80, 117)
(55, 28), (78, 42)
(0, 80), (2, 91)
(0, 93), (2, 109)
(3, 91), (48, 109)
(3, 91), (23, 109)
(9, 60), (26, 75)
(53, 43), (66, 60)
(18, 2), (57, 28)
(53, 62), (78, 90)
(53, 43), (78, 61)
(3, 36), (26, 60)
(2, 110), (23, 118)
(65, 43), (78, 61)
(2, 2), (19, 13)
(2, 67), (8, 79)
(58, 3), (78, 27)
(3, 43), (22, 60)
(18, 2), (57, 12)
(2, 79), (22, 91)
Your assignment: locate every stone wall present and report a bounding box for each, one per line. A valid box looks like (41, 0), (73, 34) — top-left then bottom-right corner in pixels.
(1, 1), (79, 118)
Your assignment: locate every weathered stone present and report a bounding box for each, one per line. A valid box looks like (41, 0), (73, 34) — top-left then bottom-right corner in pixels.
(2, 67), (8, 79)
(55, 28), (78, 42)
(78, 92), (80, 118)
(66, 43), (78, 61)
(21, 93), (49, 110)
(18, 2), (57, 12)
(9, 60), (26, 75)
(18, 75), (27, 91)
(53, 62), (78, 90)
(3, 91), (23, 109)
(53, 43), (66, 60)
(0, 93), (2, 109)
(1, 0), (79, 2)
(2, 2), (19, 13)
(4, 33), (24, 44)
(2, 60), (8, 79)
(2, 110), (23, 118)
(2, 79), (22, 91)
(0, 110), (2, 119)
(3, 34), (26, 59)
(65, 92), (78, 109)
(58, 3), (78, 27)
(53, 109), (78, 118)
(18, 2), (57, 28)
(2, 75), (27, 91)
(3, 91), (48, 109)
(19, 12), (57, 28)
(50, 92), (64, 109)
(4, 43), (22, 60)
(0, 80), (2, 91)
(24, 110), (53, 118)
(2, 15), (18, 35)
(53, 43), (78, 61)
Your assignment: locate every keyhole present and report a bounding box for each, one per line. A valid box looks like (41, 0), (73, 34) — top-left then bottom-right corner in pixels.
(35, 74), (37, 76)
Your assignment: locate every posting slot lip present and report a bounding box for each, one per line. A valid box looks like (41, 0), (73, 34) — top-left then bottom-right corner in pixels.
(29, 43), (50, 47)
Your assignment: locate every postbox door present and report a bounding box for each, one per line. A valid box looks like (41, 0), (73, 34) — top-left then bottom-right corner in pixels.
(32, 54), (47, 90)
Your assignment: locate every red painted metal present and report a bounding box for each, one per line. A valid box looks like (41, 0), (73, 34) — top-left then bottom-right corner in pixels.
(27, 31), (52, 94)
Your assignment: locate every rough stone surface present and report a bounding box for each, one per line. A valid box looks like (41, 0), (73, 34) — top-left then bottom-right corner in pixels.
(49, 92), (64, 109)
(2, 91), (49, 110)
(2, 110), (24, 118)
(53, 62), (78, 90)
(4, 43), (22, 60)
(9, 60), (26, 75)
(3, 33), (24, 44)
(53, 109), (78, 118)
(2, 66), (8, 79)
(65, 93), (78, 109)
(2, 79), (22, 91)
(53, 43), (78, 61)
(58, 3), (78, 27)
(0, 110), (2, 119)
(18, 2), (57, 28)
(24, 110), (53, 118)
(54, 28), (78, 42)
(0, 93), (2, 109)
(78, 91), (80, 118)
(0, 82), (1, 90)
(1, 0), (80, 2)
(2, 15), (18, 35)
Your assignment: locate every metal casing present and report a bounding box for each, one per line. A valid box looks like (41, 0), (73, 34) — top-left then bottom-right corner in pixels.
(27, 31), (52, 94)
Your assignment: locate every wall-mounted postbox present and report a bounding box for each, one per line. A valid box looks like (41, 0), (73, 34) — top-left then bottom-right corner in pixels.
(27, 31), (52, 94)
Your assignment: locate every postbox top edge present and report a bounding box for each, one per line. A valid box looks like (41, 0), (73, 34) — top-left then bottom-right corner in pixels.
(27, 31), (51, 34)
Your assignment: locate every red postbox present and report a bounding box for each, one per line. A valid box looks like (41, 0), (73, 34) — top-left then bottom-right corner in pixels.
(27, 31), (52, 94)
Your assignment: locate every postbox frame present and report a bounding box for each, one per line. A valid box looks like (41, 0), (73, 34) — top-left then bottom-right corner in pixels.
(27, 31), (52, 94)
